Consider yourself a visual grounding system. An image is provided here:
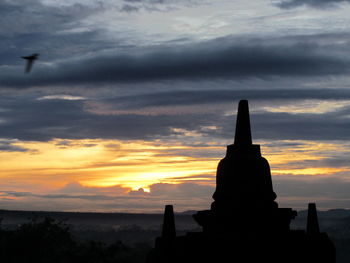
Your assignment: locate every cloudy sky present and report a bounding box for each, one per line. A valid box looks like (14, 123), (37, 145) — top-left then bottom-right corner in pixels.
(1, 0), (350, 212)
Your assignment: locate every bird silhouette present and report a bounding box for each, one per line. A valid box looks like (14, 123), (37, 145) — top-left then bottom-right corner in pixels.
(21, 53), (39, 73)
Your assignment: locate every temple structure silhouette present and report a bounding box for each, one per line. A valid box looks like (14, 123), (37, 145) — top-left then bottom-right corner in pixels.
(147, 100), (336, 263)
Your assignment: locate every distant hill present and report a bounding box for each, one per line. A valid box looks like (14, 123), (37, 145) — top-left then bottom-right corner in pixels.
(0, 209), (198, 235)
(297, 209), (350, 219)
(0, 208), (349, 262)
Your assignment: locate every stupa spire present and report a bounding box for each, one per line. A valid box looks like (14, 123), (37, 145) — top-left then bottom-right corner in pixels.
(234, 100), (252, 146)
(161, 205), (176, 239)
(307, 203), (320, 235)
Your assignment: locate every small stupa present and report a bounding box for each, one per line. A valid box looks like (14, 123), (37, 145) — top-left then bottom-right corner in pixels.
(147, 100), (336, 263)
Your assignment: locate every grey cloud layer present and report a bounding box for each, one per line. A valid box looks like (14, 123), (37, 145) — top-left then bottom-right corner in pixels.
(0, 0), (107, 66)
(238, 109), (350, 141)
(0, 0), (95, 36)
(1, 38), (348, 88)
(0, 0), (202, 67)
(276, 0), (350, 9)
(0, 139), (31, 152)
(0, 97), (214, 141)
(2, 91), (350, 142)
(111, 89), (350, 108)
(120, 0), (205, 12)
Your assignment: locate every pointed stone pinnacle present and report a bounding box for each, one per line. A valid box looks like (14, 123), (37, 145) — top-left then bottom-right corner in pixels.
(234, 100), (252, 146)
(162, 205), (176, 239)
(307, 203), (320, 235)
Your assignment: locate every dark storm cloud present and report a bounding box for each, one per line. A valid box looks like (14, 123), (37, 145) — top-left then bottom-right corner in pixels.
(276, 0), (350, 9)
(1, 38), (348, 87)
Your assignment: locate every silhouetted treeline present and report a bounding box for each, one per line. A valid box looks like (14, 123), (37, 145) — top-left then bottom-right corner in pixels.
(0, 217), (151, 263)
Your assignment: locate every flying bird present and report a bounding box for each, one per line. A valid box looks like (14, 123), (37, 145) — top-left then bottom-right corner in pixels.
(21, 53), (39, 73)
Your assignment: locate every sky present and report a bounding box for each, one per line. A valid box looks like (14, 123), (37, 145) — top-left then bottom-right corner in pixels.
(1, 0), (350, 212)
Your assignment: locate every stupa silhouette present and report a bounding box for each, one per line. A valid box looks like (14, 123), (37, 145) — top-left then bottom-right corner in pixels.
(147, 100), (335, 263)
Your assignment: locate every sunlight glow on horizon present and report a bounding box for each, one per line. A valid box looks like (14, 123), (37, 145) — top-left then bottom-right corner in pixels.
(0, 136), (350, 212)
(0, 138), (349, 191)
(0, 139), (218, 191)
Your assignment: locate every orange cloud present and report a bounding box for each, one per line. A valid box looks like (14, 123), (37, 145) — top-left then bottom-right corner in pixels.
(0, 138), (349, 211)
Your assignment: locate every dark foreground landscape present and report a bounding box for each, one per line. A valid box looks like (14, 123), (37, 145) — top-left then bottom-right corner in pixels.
(0, 209), (349, 262)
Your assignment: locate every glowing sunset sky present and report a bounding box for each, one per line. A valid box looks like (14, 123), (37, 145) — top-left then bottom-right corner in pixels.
(1, 0), (350, 212)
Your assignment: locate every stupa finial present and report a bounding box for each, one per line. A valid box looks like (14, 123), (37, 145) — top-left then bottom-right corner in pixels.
(161, 205), (176, 239)
(234, 100), (252, 146)
(307, 203), (320, 235)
